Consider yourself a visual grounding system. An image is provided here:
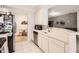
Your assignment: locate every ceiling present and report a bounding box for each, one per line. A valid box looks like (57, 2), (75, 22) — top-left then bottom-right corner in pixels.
(1, 5), (79, 17)
(1, 5), (38, 14)
(49, 5), (79, 18)
(2, 5), (78, 17)
(0, 5), (54, 15)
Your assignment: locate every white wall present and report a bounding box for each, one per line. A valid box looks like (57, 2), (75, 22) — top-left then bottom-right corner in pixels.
(77, 12), (79, 32)
(27, 13), (35, 41)
(15, 14), (28, 35)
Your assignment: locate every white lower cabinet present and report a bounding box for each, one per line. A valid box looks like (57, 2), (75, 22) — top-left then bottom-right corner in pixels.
(38, 34), (42, 48)
(49, 39), (64, 53)
(41, 36), (49, 53)
(38, 34), (49, 53)
(64, 45), (68, 52)
(38, 33), (67, 53)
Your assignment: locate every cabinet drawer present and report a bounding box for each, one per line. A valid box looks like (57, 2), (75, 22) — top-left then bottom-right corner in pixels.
(40, 34), (48, 39)
(49, 38), (65, 53)
(50, 38), (64, 48)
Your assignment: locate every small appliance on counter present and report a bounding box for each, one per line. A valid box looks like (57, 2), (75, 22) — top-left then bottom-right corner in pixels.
(35, 25), (43, 30)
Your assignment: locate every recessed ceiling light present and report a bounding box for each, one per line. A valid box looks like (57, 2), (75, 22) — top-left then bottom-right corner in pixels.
(49, 11), (62, 16)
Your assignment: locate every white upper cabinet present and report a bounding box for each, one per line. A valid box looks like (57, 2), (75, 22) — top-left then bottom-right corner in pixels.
(34, 6), (48, 25)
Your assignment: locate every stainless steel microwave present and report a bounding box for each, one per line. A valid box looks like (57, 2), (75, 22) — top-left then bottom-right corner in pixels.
(35, 25), (42, 30)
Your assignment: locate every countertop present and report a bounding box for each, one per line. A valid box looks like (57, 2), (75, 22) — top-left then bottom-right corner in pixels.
(34, 28), (77, 44)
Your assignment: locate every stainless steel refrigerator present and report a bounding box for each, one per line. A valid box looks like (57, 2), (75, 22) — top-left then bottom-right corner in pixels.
(4, 12), (16, 53)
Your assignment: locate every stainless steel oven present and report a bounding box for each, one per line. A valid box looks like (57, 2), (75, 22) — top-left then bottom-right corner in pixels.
(33, 31), (38, 46)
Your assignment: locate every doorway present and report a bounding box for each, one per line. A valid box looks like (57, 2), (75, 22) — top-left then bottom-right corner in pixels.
(15, 14), (28, 43)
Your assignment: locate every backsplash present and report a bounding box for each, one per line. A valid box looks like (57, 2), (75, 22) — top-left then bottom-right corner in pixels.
(49, 12), (77, 29)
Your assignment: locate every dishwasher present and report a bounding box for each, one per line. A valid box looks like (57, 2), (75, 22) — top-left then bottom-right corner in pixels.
(33, 31), (38, 46)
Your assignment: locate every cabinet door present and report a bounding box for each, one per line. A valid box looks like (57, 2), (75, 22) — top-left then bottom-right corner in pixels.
(35, 8), (48, 25)
(38, 34), (49, 53)
(41, 36), (49, 53)
(49, 38), (64, 53)
(38, 34), (42, 48)
(64, 44), (68, 53)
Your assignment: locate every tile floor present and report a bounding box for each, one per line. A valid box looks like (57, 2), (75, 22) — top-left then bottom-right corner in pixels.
(15, 41), (42, 53)
(15, 35), (27, 43)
